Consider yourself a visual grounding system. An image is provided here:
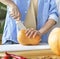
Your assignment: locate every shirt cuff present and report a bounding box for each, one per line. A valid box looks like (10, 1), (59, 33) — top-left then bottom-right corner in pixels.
(48, 14), (58, 23)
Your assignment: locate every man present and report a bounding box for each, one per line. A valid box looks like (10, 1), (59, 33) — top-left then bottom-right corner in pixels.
(0, 0), (59, 44)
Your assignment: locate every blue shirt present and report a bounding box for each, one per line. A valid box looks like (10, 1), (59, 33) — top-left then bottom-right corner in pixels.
(2, 0), (59, 44)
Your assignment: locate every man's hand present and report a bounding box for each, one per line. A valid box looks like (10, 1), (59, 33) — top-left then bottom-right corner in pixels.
(9, 3), (21, 21)
(0, 0), (21, 21)
(25, 28), (42, 38)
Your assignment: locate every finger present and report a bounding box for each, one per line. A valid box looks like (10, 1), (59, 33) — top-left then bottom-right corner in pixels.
(25, 29), (29, 33)
(31, 28), (34, 30)
(15, 14), (20, 20)
(26, 29), (32, 37)
(28, 31), (34, 38)
(26, 28), (34, 37)
(10, 13), (21, 20)
(14, 12), (20, 17)
(9, 11), (14, 15)
(12, 15), (19, 20)
(33, 31), (37, 38)
(10, 12), (15, 17)
(10, 11), (16, 17)
(15, 16), (21, 21)
(16, 13), (21, 20)
(26, 28), (34, 33)
(10, 14), (15, 18)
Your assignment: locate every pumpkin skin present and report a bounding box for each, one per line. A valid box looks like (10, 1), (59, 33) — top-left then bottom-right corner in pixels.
(48, 28), (60, 55)
(17, 30), (41, 45)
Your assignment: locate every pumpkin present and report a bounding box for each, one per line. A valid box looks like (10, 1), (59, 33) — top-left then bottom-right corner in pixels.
(48, 28), (60, 55)
(17, 29), (41, 45)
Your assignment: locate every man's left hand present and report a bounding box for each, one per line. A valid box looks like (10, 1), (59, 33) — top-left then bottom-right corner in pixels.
(25, 28), (41, 38)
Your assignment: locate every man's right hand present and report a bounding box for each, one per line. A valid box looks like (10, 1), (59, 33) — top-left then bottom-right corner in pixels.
(0, 0), (21, 21)
(9, 3), (21, 21)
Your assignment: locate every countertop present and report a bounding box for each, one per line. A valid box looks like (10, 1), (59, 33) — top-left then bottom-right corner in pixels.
(0, 43), (50, 52)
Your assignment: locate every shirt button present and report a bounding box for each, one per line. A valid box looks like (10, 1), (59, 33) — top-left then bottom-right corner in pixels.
(25, 11), (27, 13)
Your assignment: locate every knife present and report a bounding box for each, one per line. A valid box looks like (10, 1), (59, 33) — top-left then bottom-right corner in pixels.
(8, 8), (26, 30)
(16, 20), (26, 31)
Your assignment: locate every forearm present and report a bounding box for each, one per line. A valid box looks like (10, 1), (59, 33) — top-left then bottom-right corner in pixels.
(39, 19), (56, 36)
(0, 0), (15, 7)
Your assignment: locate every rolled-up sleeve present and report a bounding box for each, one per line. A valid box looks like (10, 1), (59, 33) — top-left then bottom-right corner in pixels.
(48, 0), (59, 23)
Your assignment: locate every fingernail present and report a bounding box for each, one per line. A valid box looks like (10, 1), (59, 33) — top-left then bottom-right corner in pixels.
(26, 34), (27, 36)
(33, 36), (35, 38)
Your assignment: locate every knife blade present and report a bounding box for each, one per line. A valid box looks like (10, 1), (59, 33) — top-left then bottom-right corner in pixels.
(16, 20), (26, 30)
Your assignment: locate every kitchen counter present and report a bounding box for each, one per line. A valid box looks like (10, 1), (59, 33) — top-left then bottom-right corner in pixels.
(0, 43), (50, 52)
(0, 43), (60, 59)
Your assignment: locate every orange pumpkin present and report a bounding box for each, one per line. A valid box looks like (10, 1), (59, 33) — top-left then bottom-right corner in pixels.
(48, 28), (60, 55)
(17, 29), (41, 45)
